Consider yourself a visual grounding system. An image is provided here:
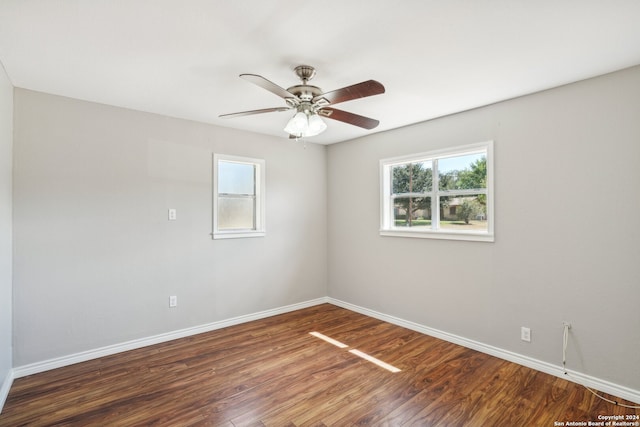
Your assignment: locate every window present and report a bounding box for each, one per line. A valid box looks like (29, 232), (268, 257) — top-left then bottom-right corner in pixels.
(380, 141), (493, 242)
(212, 154), (265, 239)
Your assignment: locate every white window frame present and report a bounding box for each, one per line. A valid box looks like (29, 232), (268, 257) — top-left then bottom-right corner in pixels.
(380, 141), (494, 242)
(212, 154), (265, 240)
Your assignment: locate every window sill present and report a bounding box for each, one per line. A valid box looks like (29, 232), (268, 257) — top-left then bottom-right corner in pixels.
(212, 231), (266, 240)
(380, 229), (494, 242)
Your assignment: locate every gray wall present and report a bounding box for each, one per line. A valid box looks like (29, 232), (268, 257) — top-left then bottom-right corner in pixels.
(327, 66), (640, 391)
(0, 64), (13, 391)
(12, 89), (327, 366)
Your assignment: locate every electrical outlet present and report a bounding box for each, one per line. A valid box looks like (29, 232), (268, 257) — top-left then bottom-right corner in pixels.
(168, 209), (177, 221)
(521, 326), (531, 342)
(563, 321), (572, 329)
(169, 295), (177, 307)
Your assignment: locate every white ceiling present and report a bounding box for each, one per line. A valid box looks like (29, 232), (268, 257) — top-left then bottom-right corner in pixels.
(1, 1), (640, 145)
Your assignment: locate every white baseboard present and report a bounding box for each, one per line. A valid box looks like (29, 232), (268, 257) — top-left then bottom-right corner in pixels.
(0, 369), (14, 414)
(328, 297), (640, 405)
(13, 297), (329, 379)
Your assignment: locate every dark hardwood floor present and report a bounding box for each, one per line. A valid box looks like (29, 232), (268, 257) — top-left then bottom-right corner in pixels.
(1, 304), (638, 426)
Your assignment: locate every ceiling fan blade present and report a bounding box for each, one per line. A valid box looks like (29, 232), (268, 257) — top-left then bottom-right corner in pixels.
(318, 107), (380, 130)
(240, 74), (295, 99)
(219, 107), (291, 119)
(313, 80), (385, 106)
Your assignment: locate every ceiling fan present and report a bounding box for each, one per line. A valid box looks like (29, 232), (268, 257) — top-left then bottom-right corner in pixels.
(219, 65), (385, 139)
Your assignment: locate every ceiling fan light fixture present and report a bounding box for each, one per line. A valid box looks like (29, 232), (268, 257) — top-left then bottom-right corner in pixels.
(307, 113), (327, 136)
(284, 111), (308, 136)
(284, 110), (327, 138)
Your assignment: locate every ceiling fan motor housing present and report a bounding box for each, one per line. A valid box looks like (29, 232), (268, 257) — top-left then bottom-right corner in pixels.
(286, 84), (323, 102)
(287, 65), (326, 104)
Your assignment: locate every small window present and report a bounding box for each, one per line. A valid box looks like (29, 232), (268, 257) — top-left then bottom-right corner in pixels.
(213, 154), (265, 239)
(380, 141), (493, 242)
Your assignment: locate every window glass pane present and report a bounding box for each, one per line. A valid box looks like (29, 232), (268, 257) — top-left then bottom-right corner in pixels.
(393, 197), (432, 228)
(218, 196), (255, 230)
(439, 196), (487, 232)
(438, 153), (486, 190)
(391, 161), (432, 194)
(218, 161), (255, 195)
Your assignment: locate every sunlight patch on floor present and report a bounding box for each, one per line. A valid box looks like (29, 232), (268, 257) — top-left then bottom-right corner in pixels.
(309, 331), (401, 373)
(349, 349), (402, 373)
(309, 331), (349, 348)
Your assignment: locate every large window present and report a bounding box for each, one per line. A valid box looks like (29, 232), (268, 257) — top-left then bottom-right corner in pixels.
(212, 154), (265, 239)
(380, 141), (493, 242)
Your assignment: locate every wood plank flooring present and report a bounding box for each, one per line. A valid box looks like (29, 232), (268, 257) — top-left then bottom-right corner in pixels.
(1, 304), (638, 426)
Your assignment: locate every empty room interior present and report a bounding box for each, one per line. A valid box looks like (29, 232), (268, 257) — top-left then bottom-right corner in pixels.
(1, 1), (640, 425)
